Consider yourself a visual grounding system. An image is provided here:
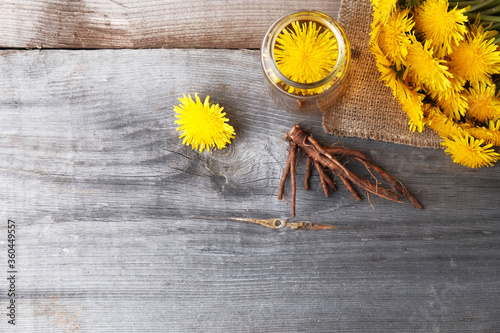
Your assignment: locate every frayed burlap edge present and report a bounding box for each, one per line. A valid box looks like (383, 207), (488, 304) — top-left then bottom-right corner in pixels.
(322, 0), (442, 149)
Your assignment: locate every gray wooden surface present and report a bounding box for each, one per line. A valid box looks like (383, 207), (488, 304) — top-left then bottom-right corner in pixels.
(0, 2), (499, 332)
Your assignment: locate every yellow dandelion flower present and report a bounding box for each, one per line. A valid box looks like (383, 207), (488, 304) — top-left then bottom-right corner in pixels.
(425, 106), (467, 138)
(447, 25), (500, 85)
(441, 133), (500, 168)
(274, 20), (338, 94)
(465, 120), (500, 146)
(387, 72), (416, 101)
(465, 83), (500, 122)
(390, 76), (416, 101)
(413, 0), (468, 58)
(371, 0), (398, 25)
(469, 18), (498, 41)
(406, 35), (453, 94)
(397, 89), (426, 132)
(370, 18), (382, 45)
(431, 77), (468, 119)
(372, 50), (425, 132)
(370, 40), (417, 103)
(174, 93), (235, 153)
(436, 90), (468, 120)
(378, 8), (414, 70)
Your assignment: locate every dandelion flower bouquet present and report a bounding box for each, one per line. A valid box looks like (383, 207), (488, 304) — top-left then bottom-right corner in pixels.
(370, 0), (500, 168)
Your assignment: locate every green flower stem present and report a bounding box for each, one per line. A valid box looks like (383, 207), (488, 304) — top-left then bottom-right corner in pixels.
(466, 12), (500, 22)
(482, 4), (500, 15)
(467, 0), (500, 12)
(450, 0), (500, 9)
(449, 0), (483, 8)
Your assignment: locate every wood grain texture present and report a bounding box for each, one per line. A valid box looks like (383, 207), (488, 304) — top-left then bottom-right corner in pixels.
(0, 49), (499, 332)
(0, 0), (340, 49)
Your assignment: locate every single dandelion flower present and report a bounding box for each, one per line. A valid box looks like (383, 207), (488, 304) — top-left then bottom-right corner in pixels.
(370, 41), (415, 101)
(465, 120), (500, 146)
(469, 18), (498, 41)
(378, 8), (414, 70)
(406, 35), (453, 94)
(174, 93), (235, 153)
(465, 83), (500, 122)
(397, 89), (426, 132)
(425, 106), (467, 138)
(371, 0), (398, 25)
(431, 77), (468, 119)
(447, 25), (500, 85)
(435, 90), (468, 120)
(386, 70), (416, 101)
(441, 133), (500, 168)
(389, 74), (416, 101)
(413, 0), (468, 58)
(274, 20), (338, 94)
(370, 41), (399, 87)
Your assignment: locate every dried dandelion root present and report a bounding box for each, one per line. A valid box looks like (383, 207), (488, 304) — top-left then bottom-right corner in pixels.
(278, 125), (423, 216)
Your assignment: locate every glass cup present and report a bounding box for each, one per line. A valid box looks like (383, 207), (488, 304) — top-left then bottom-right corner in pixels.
(261, 10), (351, 115)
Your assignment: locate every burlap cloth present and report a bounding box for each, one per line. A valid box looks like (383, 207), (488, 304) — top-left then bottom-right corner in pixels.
(322, 0), (442, 149)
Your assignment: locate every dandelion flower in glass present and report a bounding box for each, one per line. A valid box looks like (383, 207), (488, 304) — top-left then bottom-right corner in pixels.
(274, 20), (338, 94)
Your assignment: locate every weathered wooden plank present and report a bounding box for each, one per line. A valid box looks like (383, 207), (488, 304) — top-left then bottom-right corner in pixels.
(0, 0), (340, 49)
(1, 49), (499, 222)
(0, 49), (499, 332)
(6, 217), (500, 332)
